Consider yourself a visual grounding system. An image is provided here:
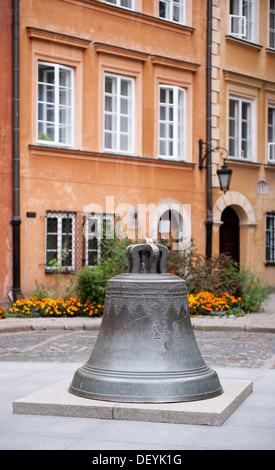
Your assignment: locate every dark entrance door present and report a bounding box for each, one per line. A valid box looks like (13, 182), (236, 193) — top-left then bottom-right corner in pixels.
(219, 206), (240, 263)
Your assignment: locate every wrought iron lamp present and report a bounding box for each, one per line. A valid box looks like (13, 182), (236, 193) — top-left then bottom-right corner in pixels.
(217, 159), (232, 194)
(199, 139), (232, 194)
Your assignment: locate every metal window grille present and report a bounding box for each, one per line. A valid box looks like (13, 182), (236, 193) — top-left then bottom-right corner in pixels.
(45, 211), (115, 272)
(266, 212), (275, 264)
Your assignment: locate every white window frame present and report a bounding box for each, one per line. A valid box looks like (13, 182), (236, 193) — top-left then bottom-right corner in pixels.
(37, 62), (74, 147)
(104, 73), (135, 155)
(158, 0), (186, 25)
(229, 95), (253, 161)
(270, 0), (275, 49)
(105, 0), (134, 10)
(268, 105), (275, 162)
(229, 0), (256, 42)
(84, 214), (114, 267)
(158, 84), (186, 161)
(45, 212), (75, 271)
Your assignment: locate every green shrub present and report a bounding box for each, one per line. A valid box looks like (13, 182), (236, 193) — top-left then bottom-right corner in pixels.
(167, 242), (269, 313)
(76, 238), (269, 314)
(75, 238), (133, 304)
(235, 266), (270, 313)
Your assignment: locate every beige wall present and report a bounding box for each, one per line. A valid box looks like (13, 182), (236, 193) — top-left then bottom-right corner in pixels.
(211, 0), (275, 285)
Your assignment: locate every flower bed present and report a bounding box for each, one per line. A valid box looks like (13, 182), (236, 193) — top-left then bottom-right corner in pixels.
(0, 306), (6, 320)
(0, 291), (242, 319)
(6, 297), (104, 318)
(188, 291), (242, 316)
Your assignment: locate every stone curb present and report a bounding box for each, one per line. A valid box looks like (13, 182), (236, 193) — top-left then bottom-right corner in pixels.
(0, 315), (275, 334)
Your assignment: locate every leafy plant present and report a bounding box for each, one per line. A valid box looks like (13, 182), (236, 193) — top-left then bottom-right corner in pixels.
(235, 266), (270, 313)
(167, 241), (269, 313)
(75, 238), (133, 304)
(38, 132), (52, 141)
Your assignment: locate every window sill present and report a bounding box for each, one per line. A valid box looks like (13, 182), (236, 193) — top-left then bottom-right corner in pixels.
(264, 163), (275, 171)
(45, 268), (74, 274)
(266, 48), (275, 57)
(36, 142), (74, 150)
(225, 35), (263, 52)
(265, 262), (275, 267)
(226, 158), (261, 168)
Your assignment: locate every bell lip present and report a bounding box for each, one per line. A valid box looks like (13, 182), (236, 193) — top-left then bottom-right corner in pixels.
(68, 384), (224, 403)
(68, 364), (223, 403)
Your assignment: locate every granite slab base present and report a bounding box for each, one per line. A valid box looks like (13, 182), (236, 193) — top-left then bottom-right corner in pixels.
(13, 378), (253, 426)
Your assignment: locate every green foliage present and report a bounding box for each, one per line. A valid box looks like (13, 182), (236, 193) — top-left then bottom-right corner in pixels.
(235, 265), (270, 313)
(38, 132), (52, 141)
(75, 238), (133, 304)
(69, 238), (269, 314)
(167, 242), (269, 313)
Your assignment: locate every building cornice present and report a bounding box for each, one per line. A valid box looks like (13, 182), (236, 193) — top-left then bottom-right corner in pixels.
(225, 35), (263, 52)
(223, 69), (275, 89)
(226, 159), (261, 169)
(26, 27), (91, 49)
(94, 42), (149, 62)
(150, 55), (200, 72)
(94, 42), (201, 70)
(29, 145), (195, 171)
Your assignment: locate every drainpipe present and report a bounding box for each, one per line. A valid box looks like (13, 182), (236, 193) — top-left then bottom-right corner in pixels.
(11, 0), (23, 300)
(205, 0), (213, 259)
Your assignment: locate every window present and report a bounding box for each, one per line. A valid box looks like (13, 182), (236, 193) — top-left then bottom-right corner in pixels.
(104, 74), (134, 154)
(159, 0), (185, 24)
(268, 105), (275, 162)
(229, 96), (252, 160)
(266, 213), (275, 264)
(38, 62), (73, 147)
(229, 0), (256, 42)
(105, 0), (134, 9)
(84, 214), (114, 267)
(159, 85), (185, 160)
(45, 212), (75, 271)
(270, 0), (275, 49)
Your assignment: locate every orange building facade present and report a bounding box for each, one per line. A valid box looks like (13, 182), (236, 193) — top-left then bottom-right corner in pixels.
(1, 0), (274, 304)
(2, 0), (209, 301)
(0, 1), (13, 306)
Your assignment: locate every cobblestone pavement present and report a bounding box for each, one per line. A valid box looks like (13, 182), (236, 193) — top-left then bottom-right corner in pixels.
(1, 329), (275, 368)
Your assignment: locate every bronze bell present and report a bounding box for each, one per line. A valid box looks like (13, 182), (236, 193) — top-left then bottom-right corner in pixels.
(69, 239), (223, 403)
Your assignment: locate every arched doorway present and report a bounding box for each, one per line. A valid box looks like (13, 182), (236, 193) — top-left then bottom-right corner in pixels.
(219, 206), (240, 263)
(149, 199), (191, 251)
(158, 210), (179, 247)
